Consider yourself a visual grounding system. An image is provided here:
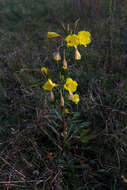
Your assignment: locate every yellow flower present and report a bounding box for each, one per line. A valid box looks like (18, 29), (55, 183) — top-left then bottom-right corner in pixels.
(64, 78), (78, 93)
(74, 47), (81, 60)
(71, 94), (80, 104)
(65, 34), (79, 47)
(63, 108), (69, 114)
(47, 32), (60, 38)
(53, 51), (61, 61)
(41, 67), (49, 75)
(78, 31), (91, 47)
(43, 79), (56, 91)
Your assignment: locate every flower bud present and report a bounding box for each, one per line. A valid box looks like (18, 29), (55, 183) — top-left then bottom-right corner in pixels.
(41, 67), (49, 75)
(60, 95), (64, 107)
(63, 108), (69, 114)
(74, 47), (81, 60)
(53, 50), (61, 61)
(50, 90), (55, 102)
(62, 58), (67, 70)
(47, 32), (60, 38)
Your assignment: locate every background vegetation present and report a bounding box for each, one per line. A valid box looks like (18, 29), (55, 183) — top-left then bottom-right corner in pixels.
(0, 0), (127, 189)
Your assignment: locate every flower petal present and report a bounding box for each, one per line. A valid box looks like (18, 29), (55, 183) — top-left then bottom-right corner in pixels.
(78, 31), (91, 47)
(71, 94), (80, 104)
(43, 79), (56, 91)
(64, 78), (78, 93)
(65, 34), (79, 47)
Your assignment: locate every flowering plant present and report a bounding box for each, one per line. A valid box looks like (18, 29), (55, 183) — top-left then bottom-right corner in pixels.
(41, 20), (91, 141)
(42, 20), (91, 111)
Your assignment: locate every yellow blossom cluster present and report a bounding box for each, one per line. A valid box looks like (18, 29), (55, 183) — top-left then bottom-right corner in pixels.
(41, 25), (91, 112)
(47, 31), (91, 48)
(65, 31), (91, 48)
(47, 30), (91, 61)
(42, 77), (80, 105)
(64, 78), (80, 104)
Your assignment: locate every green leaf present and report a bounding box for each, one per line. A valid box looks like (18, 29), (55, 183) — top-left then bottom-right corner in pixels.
(71, 112), (80, 120)
(80, 136), (92, 143)
(47, 123), (59, 135)
(51, 119), (59, 127)
(78, 122), (90, 128)
(54, 109), (62, 121)
(80, 129), (90, 133)
(0, 83), (7, 97)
